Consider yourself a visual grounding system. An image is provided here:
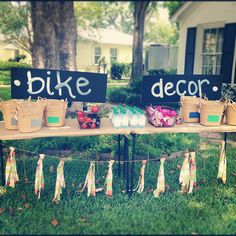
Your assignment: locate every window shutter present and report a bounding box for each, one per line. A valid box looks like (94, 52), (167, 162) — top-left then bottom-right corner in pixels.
(184, 27), (196, 75)
(220, 23), (236, 83)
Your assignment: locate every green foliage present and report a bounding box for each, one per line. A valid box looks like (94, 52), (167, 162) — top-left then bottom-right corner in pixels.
(0, 61), (31, 70)
(110, 62), (131, 80)
(148, 68), (177, 76)
(162, 1), (184, 17)
(222, 83), (236, 101)
(0, 2), (32, 52)
(74, 2), (133, 34)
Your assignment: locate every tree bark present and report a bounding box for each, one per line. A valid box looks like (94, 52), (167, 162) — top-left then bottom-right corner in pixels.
(31, 1), (77, 70)
(130, 1), (150, 85)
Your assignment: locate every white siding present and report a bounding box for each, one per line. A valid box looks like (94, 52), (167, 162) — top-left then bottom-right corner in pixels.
(176, 2), (236, 74)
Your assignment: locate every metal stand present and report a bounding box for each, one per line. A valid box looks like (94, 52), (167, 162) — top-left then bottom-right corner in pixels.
(124, 136), (129, 194)
(117, 134), (121, 177)
(224, 132), (227, 151)
(0, 140), (5, 186)
(129, 133), (136, 197)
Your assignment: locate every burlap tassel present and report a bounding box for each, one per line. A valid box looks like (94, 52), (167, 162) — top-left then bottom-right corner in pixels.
(179, 152), (190, 192)
(5, 147), (19, 188)
(188, 152), (197, 194)
(104, 160), (114, 197)
(34, 154), (45, 199)
(153, 158), (165, 197)
(217, 141), (227, 184)
(134, 160), (147, 194)
(53, 160), (65, 203)
(81, 161), (96, 197)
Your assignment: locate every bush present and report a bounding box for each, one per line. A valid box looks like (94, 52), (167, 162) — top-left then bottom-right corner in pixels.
(222, 83), (236, 101)
(110, 62), (131, 80)
(148, 68), (177, 76)
(0, 61), (31, 70)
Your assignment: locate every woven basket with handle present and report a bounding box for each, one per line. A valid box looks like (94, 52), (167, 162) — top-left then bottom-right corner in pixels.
(44, 99), (67, 127)
(226, 100), (236, 126)
(199, 99), (226, 126)
(16, 100), (45, 133)
(180, 96), (202, 123)
(0, 98), (19, 130)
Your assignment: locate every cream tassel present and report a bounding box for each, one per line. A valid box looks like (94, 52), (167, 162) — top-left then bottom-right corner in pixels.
(34, 154), (45, 199)
(153, 158), (165, 197)
(53, 160), (65, 202)
(179, 152), (190, 192)
(217, 141), (227, 184)
(104, 160), (114, 196)
(5, 147), (19, 188)
(188, 152), (197, 194)
(81, 161), (96, 197)
(134, 160), (147, 194)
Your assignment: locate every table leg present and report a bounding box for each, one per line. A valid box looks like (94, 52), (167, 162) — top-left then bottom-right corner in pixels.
(224, 132), (227, 151)
(118, 134), (121, 177)
(129, 133), (136, 197)
(0, 140), (5, 186)
(125, 136), (129, 195)
(123, 136), (127, 179)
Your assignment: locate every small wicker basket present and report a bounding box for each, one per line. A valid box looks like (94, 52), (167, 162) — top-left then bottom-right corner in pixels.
(226, 100), (236, 126)
(199, 99), (226, 126)
(44, 99), (67, 127)
(180, 96), (201, 123)
(0, 98), (19, 130)
(16, 100), (45, 133)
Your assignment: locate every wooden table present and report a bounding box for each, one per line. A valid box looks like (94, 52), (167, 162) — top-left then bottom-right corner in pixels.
(1, 118), (236, 196)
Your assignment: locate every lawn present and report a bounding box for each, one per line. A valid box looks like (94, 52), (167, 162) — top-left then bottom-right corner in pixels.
(0, 141), (236, 234)
(1, 78), (236, 234)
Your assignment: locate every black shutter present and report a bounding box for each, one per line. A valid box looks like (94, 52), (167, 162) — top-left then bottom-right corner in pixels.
(184, 27), (196, 75)
(221, 23), (236, 83)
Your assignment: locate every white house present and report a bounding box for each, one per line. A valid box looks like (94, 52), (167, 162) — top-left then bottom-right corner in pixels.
(77, 28), (133, 72)
(171, 2), (236, 84)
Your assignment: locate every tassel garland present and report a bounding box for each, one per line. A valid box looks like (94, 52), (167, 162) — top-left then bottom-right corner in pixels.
(34, 154), (45, 199)
(217, 141), (227, 184)
(153, 158), (165, 197)
(81, 161), (96, 197)
(188, 152), (197, 194)
(5, 147), (19, 188)
(104, 160), (114, 196)
(134, 160), (147, 194)
(53, 160), (66, 202)
(179, 152), (190, 192)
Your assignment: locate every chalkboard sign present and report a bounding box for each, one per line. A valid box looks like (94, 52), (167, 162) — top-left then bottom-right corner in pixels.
(142, 75), (223, 104)
(11, 67), (107, 102)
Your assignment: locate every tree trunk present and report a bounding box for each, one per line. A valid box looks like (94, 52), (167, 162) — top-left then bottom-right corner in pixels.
(31, 1), (77, 70)
(130, 1), (150, 85)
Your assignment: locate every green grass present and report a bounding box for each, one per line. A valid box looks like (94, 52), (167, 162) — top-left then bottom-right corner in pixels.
(0, 141), (236, 234)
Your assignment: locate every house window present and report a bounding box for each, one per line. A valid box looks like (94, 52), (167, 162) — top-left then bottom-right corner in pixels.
(110, 48), (118, 64)
(94, 47), (101, 65)
(201, 27), (223, 75)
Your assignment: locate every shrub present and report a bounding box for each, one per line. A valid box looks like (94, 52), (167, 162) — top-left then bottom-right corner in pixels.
(222, 83), (236, 101)
(148, 68), (177, 76)
(110, 62), (131, 80)
(0, 61), (31, 70)
(108, 87), (130, 104)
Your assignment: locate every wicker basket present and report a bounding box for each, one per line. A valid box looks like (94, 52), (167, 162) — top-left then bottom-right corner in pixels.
(180, 96), (201, 123)
(199, 100), (226, 126)
(0, 98), (19, 130)
(226, 100), (236, 125)
(44, 99), (67, 127)
(16, 100), (45, 133)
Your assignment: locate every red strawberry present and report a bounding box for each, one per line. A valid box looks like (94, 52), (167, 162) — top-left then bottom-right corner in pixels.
(77, 111), (84, 117)
(85, 117), (92, 123)
(81, 123), (87, 129)
(78, 117), (85, 123)
(91, 123), (96, 129)
(91, 105), (99, 113)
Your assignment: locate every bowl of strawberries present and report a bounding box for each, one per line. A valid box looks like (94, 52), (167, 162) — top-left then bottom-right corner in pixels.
(77, 104), (101, 129)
